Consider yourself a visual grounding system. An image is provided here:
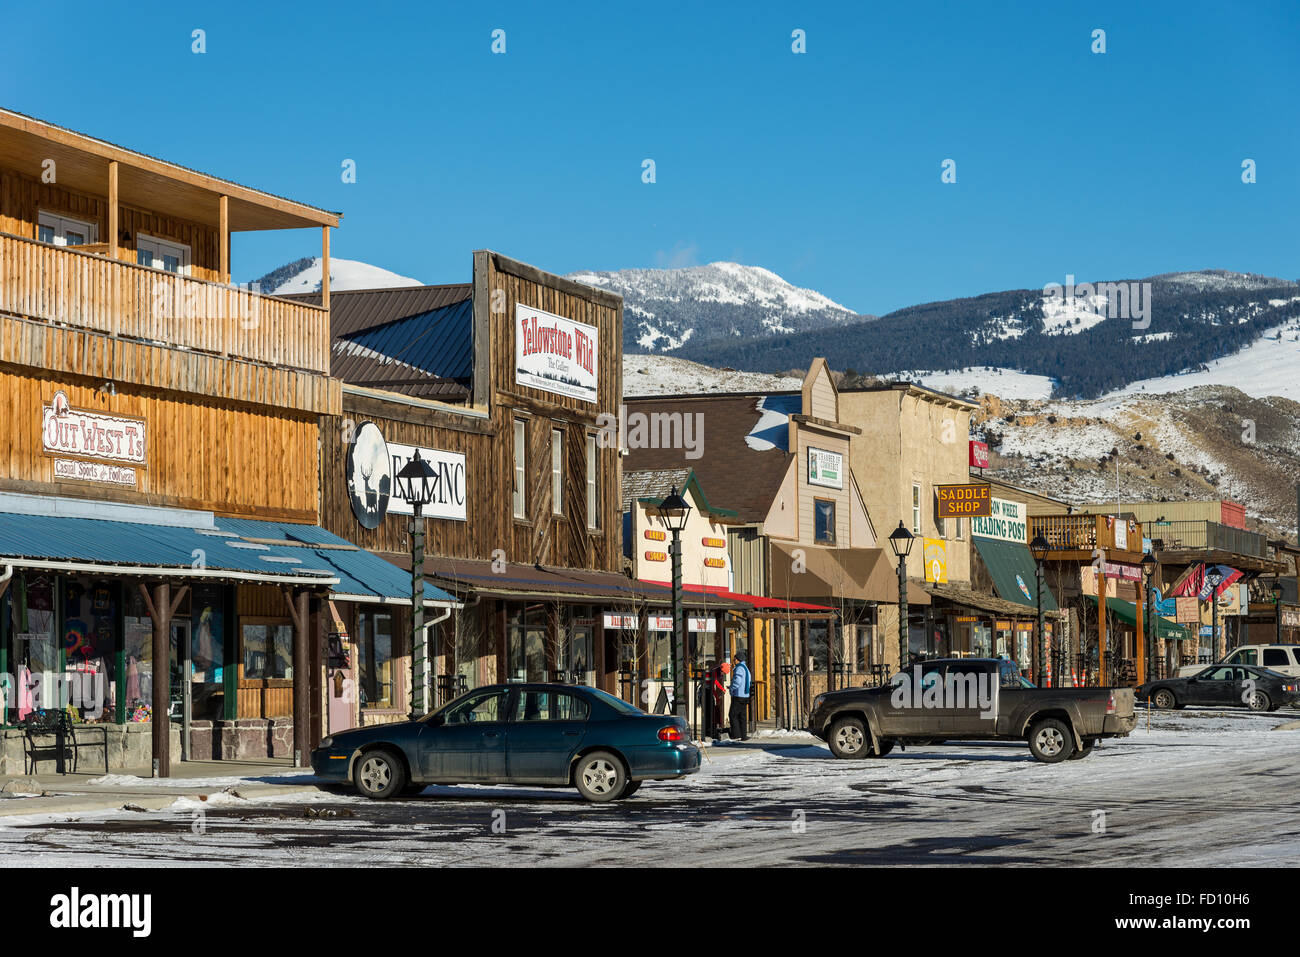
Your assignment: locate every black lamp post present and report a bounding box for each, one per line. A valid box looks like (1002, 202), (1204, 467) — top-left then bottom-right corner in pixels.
(1140, 551), (1157, 679)
(888, 522), (915, 671)
(396, 450), (437, 720)
(1206, 566), (1223, 663)
(657, 486), (692, 718)
(1272, 579), (1284, 645)
(1030, 533), (1050, 687)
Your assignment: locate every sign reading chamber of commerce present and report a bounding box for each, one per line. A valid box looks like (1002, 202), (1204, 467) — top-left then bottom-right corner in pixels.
(970, 497), (1027, 543)
(43, 391), (146, 488)
(936, 483), (991, 518)
(515, 303), (598, 404)
(346, 422), (467, 530)
(807, 447), (843, 489)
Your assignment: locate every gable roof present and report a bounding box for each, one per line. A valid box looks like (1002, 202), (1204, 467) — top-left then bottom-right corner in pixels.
(623, 468), (739, 520)
(623, 394), (795, 524)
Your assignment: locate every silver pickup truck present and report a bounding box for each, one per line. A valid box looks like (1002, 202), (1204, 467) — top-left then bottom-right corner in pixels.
(808, 657), (1137, 763)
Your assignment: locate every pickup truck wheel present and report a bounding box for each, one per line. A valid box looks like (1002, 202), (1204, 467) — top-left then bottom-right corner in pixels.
(1152, 689), (1176, 710)
(828, 717), (870, 759)
(1028, 718), (1075, 763)
(1067, 738), (1096, 760)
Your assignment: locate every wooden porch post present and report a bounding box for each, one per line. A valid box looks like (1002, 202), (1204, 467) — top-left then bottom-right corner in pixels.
(283, 587), (311, 766)
(107, 161), (119, 260)
(1097, 570), (1108, 686)
(321, 226), (331, 310)
(1134, 584), (1146, 686)
(218, 194), (230, 284)
(139, 582), (188, 777)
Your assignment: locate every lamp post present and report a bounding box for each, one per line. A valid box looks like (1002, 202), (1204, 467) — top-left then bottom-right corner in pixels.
(396, 450), (437, 721)
(657, 486), (692, 719)
(888, 522), (915, 671)
(1206, 566), (1223, 664)
(1273, 579), (1284, 645)
(1140, 552), (1157, 679)
(1030, 533), (1050, 687)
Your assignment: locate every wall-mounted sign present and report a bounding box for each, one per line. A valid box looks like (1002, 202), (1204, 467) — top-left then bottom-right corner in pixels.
(53, 459), (137, 487)
(644, 551), (667, 563)
(43, 391), (146, 466)
(644, 529), (667, 542)
(346, 423), (467, 528)
(515, 303), (598, 404)
(386, 441), (467, 521)
(602, 613), (639, 630)
(1175, 596), (1200, 624)
(807, 448), (843, 489)
(970, 497), (1027, 543)
(1281, 607), (1300, 628)
(969, 440), (989, 469)
(936, 483), (991, 518)
(923, 538), (948, 583)
(702, 537), (726, 549)
(704, 557), (726, 568)
(648, 616), (717, 633)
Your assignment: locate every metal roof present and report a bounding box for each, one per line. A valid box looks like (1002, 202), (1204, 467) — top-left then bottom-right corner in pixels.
(336, 298), (474, 381)
(287, 284), (473, 338)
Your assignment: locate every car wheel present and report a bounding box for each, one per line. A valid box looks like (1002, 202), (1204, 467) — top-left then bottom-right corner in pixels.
(827, 716), (870, 759)
(574, 751), (627, 802)
(354, 749), (406, 799)
(1248, 690), (1271, 712)
(619, 779), (642, 799)
(1067, 738), (1096, 760)
(1028, 718), (1075, 763)
(870, 738), (896, 758)
(1152, 689), (1176, 710)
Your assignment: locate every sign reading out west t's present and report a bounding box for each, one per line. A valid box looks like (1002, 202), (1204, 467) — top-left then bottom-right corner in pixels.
(936, 483), (991, 518)
(515, 303), (598, 404)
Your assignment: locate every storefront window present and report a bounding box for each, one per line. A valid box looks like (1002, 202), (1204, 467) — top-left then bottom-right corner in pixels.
(560, 607), (595, 685)
(123, 611), (154, 721)
(189, 587), (226, 722)
(972, 623), (992, 658)
(243, 623), (292, 679)
(358, 611), (395, 709)
(506, 602), (546, 682)
(11, 574), (59, 717)
(807, 620), (830, 672)
(63, 577), (115, 722)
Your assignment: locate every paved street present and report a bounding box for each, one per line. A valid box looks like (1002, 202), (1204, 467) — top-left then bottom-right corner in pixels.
(1, 709), (1297, 866)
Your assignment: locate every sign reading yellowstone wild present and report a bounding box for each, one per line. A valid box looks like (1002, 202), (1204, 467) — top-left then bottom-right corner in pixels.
(515, 303), (599, 404)
(936, 483), (991, 518)
(42, 390), (147, 466)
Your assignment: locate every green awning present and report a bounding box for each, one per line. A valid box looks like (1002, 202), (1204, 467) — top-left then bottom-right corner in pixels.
(1081, 595), (1195, 642)
(972, 536), (1059, 611)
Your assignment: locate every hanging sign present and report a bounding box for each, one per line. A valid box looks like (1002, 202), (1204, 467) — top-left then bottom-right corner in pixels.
(1175, 597), (1199, 624)
(807, 448), (843, 489)
(936, 483), (991, 518)
(515, 303), (599, 404)
(969, 440), (989, 469)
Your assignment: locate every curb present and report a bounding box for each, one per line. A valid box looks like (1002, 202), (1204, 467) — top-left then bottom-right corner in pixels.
(0, 782), (326, 819)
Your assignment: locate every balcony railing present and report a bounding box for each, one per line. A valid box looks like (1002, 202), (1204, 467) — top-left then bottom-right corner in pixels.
(0, 230), (329, 375)
(1029, 514), (1144, 556)
(1149, 520), (1266, 559)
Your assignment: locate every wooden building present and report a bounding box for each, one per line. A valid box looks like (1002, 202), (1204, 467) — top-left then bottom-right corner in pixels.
(0, 108), (450, 776)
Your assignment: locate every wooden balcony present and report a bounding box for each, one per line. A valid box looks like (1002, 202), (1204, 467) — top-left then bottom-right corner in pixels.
(1029, 514), (1145, 561)
(0, 230), (329, 375)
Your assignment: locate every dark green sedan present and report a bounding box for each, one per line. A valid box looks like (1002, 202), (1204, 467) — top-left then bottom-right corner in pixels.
(311, 683), (701, 802)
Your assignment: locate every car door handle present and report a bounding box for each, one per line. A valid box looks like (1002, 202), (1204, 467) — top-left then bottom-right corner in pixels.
(482, 731), (501, 739)
(562, 731), (581, 737)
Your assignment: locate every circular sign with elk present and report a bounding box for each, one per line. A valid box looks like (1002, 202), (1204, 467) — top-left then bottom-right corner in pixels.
(346, 421), (392, 529)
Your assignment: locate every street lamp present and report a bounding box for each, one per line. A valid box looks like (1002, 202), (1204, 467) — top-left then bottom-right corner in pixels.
(1030, 533), (1050, 687)
(657, 486), (692, 719)
(1206, 566), (1223, 663)
(1272, 579), (1284, 645)
(888, 522), (915, 671)
(1140, 552), (1157, 679)
(396, 450), (437, 720)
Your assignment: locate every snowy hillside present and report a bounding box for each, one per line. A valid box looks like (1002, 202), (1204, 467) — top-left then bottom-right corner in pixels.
(623, 354), (802, 397)
(251, 257), (423, 296)
(569, 262), (864, 354)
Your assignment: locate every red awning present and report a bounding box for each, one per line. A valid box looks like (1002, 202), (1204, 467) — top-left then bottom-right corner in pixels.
(641, 581), (835, 613)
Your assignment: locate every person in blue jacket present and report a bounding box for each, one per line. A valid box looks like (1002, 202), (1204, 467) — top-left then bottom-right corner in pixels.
(728, 652), (752, 741)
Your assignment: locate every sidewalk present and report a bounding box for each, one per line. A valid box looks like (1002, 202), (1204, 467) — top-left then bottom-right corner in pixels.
(0, 759), (325, 819)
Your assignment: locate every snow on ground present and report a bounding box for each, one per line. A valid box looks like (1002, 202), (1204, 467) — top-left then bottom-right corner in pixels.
(1040, 291), (1111, 335)
(1103, 320), (1300, 402)
(267, 257), (422, 295)
(623, 354), (803, 397)
(894, 366), (1057, 401)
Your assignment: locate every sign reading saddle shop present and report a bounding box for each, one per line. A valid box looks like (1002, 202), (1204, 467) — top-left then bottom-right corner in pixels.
(515, 302), (599, 404)
(936, 483), (991, 518)
(346, 421), (467, 529)
(42, 390), (145, 487)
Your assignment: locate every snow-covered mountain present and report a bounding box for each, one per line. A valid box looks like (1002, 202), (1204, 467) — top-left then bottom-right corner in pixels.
(567, 262), (865, 354)
(251, 257), (422, 296)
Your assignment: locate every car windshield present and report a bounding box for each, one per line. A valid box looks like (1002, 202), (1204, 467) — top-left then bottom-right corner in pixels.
(586, 687), (644, 715)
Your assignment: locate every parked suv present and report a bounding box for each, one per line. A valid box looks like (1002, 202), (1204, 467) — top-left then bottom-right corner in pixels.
(1177, 644), (1300, 678)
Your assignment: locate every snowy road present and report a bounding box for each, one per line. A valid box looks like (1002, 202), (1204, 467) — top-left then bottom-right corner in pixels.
(2, 709), (1297, 866)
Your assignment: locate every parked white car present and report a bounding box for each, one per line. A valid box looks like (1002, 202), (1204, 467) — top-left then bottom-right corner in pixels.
(1177, 644), (1300, 678)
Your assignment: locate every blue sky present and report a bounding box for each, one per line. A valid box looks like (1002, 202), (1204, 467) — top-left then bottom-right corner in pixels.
(3, 0), (1296, 314)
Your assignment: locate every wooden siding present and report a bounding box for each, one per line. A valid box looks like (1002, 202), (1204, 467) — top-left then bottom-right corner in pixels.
(0, 230), (330, 375)
(0, 366), (320, 521)
(0, 313), (339, 416)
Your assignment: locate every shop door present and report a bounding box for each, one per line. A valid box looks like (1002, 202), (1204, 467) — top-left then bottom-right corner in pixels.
(169, 621), (192, 758)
